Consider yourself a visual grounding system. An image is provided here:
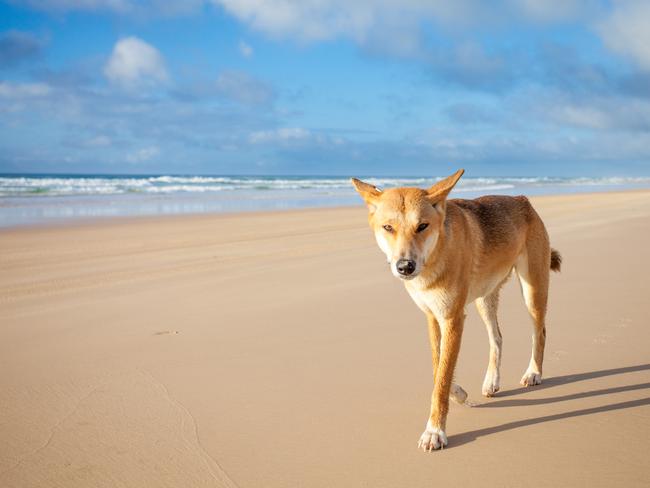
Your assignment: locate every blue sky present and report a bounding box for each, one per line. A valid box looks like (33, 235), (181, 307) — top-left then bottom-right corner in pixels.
(1, 0), (650, 176)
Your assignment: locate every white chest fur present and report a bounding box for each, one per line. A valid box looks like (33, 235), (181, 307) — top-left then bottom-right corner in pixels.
(405, 279), (456, 322)
(405, 265), (513, 320)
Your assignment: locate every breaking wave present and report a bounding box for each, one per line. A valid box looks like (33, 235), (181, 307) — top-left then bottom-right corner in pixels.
(2, 174), (649, 197)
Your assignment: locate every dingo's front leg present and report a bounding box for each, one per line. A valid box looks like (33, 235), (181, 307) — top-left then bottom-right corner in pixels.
(418, 314), (464, 452)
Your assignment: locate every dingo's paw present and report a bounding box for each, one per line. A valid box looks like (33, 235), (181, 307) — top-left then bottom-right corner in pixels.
(482, 372), (500, 397)
(417, 422), (448, 452)
(520, 370), (542, 386)
(450, 383), (468, 404)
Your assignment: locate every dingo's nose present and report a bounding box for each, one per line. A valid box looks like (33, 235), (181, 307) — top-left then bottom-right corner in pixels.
(396, 259), (416, 276)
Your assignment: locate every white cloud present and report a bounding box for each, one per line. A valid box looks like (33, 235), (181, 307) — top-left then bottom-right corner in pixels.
(239, 40), (253, 57)
(16, 0), (132, 12)
(510, 0), (599, 22)
(17, 0), (563, 31)
(0, 81), (52, 98)
(211, 0), (598, 45)
(597, 0), (650, 70)
(84, 135), (112, 147)
(216, 0), (362, 41)
(104, 37), (169, 88)
(13, 0), (203, 14)
(126, 145), (160, 163)
(554, 105), (611, 130)
(214, 0), (380, 42)
(249, 127), (311, 143)
(214, 70), (273, 105)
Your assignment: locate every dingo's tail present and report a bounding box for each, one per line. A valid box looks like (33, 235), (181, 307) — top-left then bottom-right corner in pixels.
(550, 248), (562, 272)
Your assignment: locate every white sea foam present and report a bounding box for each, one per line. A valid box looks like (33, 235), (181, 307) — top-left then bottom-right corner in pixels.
(1, 175), (649, 198)
(2, 174), (649, 227)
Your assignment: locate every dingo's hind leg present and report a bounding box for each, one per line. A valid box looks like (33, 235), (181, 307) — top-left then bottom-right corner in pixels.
(515, 238), (550, 387)
(476, 290), (503, 397)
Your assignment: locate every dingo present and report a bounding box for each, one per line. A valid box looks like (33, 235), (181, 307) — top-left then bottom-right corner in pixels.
(352, 169), (561, 451)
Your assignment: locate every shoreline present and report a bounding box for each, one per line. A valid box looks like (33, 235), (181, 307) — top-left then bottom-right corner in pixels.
(2, 186), (650, 232)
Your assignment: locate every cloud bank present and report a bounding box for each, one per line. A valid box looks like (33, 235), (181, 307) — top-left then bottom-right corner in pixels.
(1, 1), (649, 176)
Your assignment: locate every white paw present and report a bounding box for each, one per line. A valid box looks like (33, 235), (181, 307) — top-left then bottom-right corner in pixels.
(520, 370), (542, 386)
(417, 422), (448, 452)
(482, 371), (500, 397)
(450, 383), (468, 404)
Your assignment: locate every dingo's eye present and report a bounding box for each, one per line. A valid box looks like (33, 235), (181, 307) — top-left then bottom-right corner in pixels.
(382, 224), (394, 233)
(416, 223), (429, 233)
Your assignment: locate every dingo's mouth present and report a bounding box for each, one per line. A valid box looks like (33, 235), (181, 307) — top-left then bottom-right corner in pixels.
(397, 273), (418, 281)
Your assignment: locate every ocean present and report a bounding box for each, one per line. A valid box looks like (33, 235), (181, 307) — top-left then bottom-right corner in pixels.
(1, 174), (649, 227)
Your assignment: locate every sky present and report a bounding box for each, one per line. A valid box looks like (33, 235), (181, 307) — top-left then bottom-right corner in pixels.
(1, 1), (650, 176)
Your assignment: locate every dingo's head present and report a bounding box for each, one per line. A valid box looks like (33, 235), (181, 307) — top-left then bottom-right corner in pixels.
(351, 169), (464, 280)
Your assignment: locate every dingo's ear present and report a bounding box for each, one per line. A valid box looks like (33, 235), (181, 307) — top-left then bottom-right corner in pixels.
(351, 178), (382, 212)
(427, 169), (464, 203)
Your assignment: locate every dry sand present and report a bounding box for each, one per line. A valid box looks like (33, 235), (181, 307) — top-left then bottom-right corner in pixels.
(1, 190), (649, 487)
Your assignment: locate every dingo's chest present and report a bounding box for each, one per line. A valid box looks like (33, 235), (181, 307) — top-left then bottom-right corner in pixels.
(405, 265), (513, 319)
(404, 281), (456, 320)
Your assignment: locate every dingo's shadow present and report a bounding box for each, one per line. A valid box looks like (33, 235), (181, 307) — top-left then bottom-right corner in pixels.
(449, 364), (650, 448)
(480, 363), (650, 407)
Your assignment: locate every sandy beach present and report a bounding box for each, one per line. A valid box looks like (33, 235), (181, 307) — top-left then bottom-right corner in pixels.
(1, 190), (649, 487)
